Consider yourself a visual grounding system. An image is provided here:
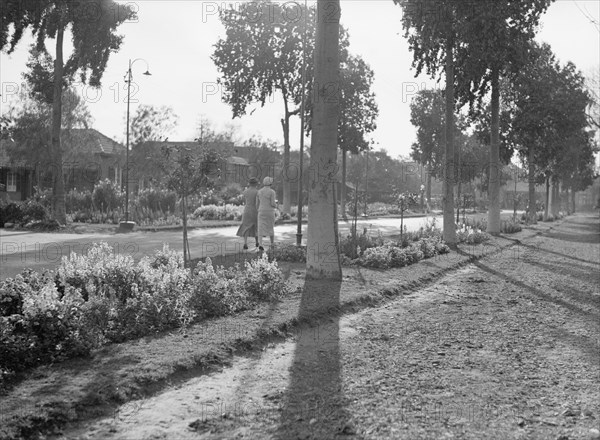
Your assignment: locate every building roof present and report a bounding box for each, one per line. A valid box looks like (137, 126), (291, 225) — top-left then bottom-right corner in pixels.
(1, 128), (125, 169)
(64, 129), (125, 156)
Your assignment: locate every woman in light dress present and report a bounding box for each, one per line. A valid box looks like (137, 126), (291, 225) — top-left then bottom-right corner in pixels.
(236, 177), (260, 250)
(256, 176), (277, 251)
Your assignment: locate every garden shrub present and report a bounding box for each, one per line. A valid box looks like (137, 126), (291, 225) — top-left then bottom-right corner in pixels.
(56, 242), (141, 303)
(218, 183), (244, 205)
(193, 204), (243, 221)
(20, 200), (49, 223)
(0, 243), (289, 379)
(0, 200), (49, 225)
(136, 188), (178, 213)
(92, 179), (123, 212)
(191, 259), (249, 318)
(243, 254), (287, 301)
(0, 283), (94, 374)
(456, 223), (490, 244)
(66, 189), (93, 213)
(501, 219), (522, 233)
(339, 230), (384, 258)
(269, 244), (306, 263)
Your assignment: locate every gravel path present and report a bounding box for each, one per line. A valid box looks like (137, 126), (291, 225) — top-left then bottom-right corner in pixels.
(58, 214), (600, 440)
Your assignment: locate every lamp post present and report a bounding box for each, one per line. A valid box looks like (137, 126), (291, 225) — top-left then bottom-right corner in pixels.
(296, 0), (308, 247)
(119, 58), (151, 233)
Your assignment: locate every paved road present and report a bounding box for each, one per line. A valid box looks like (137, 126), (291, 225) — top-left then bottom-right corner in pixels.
(0, 211), (523, 279)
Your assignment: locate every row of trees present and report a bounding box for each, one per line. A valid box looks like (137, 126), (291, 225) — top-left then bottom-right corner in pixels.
(397, 0), (597, 244)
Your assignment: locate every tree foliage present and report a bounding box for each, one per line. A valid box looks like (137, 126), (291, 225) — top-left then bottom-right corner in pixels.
(130, 104), (179, 147)
(2, 0), (135, 223)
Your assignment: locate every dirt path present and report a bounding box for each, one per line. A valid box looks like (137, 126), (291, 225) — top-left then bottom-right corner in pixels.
(57, 214), (600, 440)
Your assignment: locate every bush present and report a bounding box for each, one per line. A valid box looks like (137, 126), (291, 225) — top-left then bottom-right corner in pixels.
(136, 188), (178, 213)
(269, 244), (306, 263)
(0, 282), (94, 374)
(92, 179), (123, 212)
(218, 183), (244, 205)
(191, 259), (249, 318)
(21, 200), (49, 223)
(0, 243), (289, 379)
(501, 219), (522, 233)
(456, 223), (490, 244)
(66, 189), (93, 213)
(193, 204), (243, 221)
(243, 254), (287, 301)
(0, 199), (50, 226)
(339, 230), (384, 259)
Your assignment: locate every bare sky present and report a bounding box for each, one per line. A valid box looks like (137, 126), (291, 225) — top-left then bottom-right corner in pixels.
(1, 0), (598, 159)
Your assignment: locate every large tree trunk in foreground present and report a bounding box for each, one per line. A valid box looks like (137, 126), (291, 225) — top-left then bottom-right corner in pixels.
(487, 68), (501, 234)
(442, 28), (456, 244)
(306, 0), (342, 280)
(528, 146), (537, 223)
(52, 24), (67, 225)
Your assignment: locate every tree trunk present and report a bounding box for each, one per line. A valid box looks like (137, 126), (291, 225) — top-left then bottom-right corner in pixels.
(443, 28), (456, 244)
(281, 114), (291, 215)
(426, 162), (432, 211)
(571, 188), (576, 214)
(52, 23), (67, 225)
(552, 180), (559, 216)
(487, 67), (501, 234)
(341, 148), (347, 221)
(544, 176), (550, 220)
(528, 146), (537, 223)
(306, 0), (341, 280)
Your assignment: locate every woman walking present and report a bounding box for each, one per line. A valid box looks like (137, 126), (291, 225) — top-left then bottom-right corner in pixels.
(236, 177), (260, 250)
(256, 176), (277, 251)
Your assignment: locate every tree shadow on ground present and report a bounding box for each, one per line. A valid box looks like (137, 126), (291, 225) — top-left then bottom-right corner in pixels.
(524, 259), (600, 306)
(275, 279), (355, 439)
(509, 240), (598, 266)
(470, 258), (600, 364)
(544, 230), (600, 244)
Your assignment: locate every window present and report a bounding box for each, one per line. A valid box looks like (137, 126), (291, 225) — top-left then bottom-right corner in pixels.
(7, 171), (17, 192)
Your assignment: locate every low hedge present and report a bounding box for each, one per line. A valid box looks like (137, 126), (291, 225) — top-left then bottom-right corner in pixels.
(0, 243), (288, 384)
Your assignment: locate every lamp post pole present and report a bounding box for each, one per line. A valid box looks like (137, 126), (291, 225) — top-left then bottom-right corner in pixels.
(296, 0), (308, 247)
(120, 58), (151, 232)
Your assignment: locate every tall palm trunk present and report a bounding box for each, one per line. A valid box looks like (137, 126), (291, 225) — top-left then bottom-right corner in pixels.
(443, 27), (456, 244)
(487, 67), (500, 234)
(306, 0), (341, 280)
(52, 22), (67, 225)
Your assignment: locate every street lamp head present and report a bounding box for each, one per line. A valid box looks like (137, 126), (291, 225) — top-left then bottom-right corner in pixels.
(143, 70), (151, 76)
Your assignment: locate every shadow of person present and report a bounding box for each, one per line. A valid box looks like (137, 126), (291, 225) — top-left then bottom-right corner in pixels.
(275, 278), (355, 439)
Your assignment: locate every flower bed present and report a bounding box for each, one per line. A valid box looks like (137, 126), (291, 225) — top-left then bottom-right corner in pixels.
(193, 204), (244, 221)
(0, 243), (287, 383)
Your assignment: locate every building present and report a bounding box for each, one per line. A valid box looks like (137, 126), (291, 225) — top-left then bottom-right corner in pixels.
(0, 128), (125, 201)
(129, 140), (251, 192)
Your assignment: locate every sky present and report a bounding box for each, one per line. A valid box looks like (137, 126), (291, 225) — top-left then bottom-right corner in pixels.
(1, 0), (599, 160)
